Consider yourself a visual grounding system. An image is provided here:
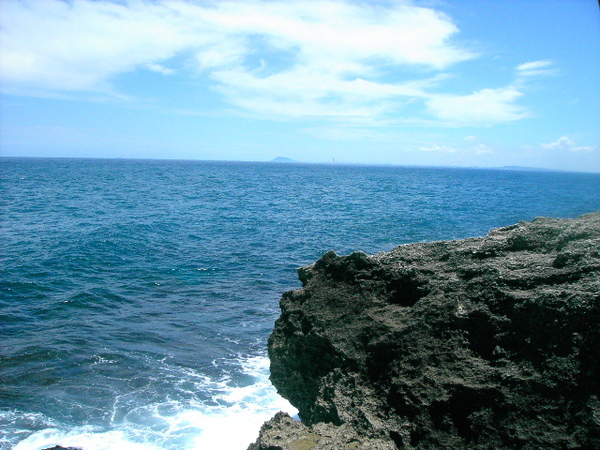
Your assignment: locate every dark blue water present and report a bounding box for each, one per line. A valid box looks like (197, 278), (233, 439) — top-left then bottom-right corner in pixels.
(1, 158), (599, 449)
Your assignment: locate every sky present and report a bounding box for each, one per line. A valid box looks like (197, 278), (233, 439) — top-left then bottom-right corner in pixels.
(1, 0), (599, 172)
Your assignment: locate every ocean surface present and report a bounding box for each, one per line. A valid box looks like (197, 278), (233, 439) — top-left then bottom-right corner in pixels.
(1, 158), (599, 450)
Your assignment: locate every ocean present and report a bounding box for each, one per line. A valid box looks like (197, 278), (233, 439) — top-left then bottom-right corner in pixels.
(1, 158), (599, 450)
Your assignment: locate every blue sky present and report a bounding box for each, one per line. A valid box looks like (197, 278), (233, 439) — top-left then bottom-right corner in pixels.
(1, 0), (599, 172)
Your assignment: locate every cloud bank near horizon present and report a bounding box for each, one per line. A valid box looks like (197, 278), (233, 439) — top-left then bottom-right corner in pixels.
(1, 0), (554, 127)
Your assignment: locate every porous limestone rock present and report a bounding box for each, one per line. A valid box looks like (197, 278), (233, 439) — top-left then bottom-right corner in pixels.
(250, 213), (600, 449)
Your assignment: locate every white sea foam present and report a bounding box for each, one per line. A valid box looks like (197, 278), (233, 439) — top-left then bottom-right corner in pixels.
(13, 428), (159, 450)
(191, 356), (297, 449)
(10, 355), (297, 450)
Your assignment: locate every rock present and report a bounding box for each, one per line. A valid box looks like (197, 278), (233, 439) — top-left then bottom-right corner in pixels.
(248, 411), (394, 450)
(250, 213), (600, 449)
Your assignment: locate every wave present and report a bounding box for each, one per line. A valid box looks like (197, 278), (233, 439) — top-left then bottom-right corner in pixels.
(6, 355), (297, 450)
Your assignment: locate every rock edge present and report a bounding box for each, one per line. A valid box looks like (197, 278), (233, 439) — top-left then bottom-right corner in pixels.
(250, 213), (600, 449)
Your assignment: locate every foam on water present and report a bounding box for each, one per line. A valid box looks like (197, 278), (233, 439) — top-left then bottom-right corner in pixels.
(8, 356), (297, 450)
(12, 428), (159, 450)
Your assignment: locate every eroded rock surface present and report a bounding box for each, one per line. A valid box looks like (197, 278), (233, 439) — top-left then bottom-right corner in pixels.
(250, 213), (600, 449)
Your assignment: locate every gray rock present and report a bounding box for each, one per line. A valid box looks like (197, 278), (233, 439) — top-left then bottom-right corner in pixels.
(250, 213), (600, 449)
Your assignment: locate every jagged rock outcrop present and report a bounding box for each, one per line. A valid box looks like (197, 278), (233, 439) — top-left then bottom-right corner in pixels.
(250, 213), (600, 449)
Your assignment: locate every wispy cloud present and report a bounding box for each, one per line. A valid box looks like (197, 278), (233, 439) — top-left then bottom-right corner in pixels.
(425, 86), (529, 125)
(419, 144), (458, 153)
(145, 63), (176, 76)
(423, 60), (557, 126)
(1, 0), (551, 127)
(516, 60), (556, 78)
(419, 142), (494, 154)
(541, 136), (597, 153)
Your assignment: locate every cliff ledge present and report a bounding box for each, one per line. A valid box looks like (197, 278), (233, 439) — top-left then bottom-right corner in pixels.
(250, 213), (600, 449)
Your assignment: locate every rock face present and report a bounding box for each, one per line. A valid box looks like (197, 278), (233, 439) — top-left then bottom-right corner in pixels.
(250, 213), (600, 449)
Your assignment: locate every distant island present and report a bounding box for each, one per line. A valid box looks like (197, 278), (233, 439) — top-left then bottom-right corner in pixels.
(270, 157), (296, 162)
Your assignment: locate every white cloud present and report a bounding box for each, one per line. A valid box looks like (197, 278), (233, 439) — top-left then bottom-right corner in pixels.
(419, 144), (457, 153)
(1, 0), (194, 93)
(1, 1), (469, 88)
(0, 0), (546, 127)
(516, 60), (555, 77)
(426, 86), (529, 125)
(419, 142), (494, 154)
(422, 60), (556, 126)
(541, 136), (597, 153)
(0, 1), (471, 110)
(145, 63), (175, 76)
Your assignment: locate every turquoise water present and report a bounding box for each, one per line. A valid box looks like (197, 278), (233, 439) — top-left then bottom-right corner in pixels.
(1, 158), (599, 449)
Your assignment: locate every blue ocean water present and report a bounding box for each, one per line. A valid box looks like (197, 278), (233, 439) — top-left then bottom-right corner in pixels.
(1, 158), (599, 450)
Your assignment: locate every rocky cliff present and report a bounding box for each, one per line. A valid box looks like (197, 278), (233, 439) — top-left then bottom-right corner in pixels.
(250, 213), (600, 449)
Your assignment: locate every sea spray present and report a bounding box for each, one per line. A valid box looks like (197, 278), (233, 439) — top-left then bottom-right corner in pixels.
(10, 356), (297, 450)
